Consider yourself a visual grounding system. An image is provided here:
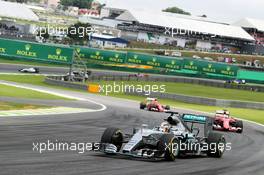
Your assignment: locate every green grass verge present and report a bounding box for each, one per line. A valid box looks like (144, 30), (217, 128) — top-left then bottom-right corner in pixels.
(0, 84), (68, 100)
(103, 93), (264, 125)
(0, 101), (49, 111)
(0, 75), (263, 124)
(89, 80), (264, 103)
(0, 57), (68, 68)
(0, 75), (47, 86)
(0, 75), (85, 93)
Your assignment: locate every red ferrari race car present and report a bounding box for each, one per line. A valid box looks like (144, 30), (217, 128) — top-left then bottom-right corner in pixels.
(213, 110), (243, 133)
(140, 98), (170, 112)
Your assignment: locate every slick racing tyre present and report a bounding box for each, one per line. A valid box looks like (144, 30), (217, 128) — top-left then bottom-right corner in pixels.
(101, 128), (123, 152)
(207, 132), (226, 158)
(235, 120), (243, 133)
(140, 102), (146, 109)
(165, 105), (170, 110)
(158, 134), (180, 161)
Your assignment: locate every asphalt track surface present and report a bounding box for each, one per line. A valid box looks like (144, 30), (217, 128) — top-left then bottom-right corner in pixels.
(0, 63), (227, 83)
(0, 63), (134, 76)
(0, 83), (263, 175)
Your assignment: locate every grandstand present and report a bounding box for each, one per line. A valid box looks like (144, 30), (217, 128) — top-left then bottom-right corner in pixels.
(85, 7), (256, 53)
(234, 18), (264, 45)
(234, 18), (264, 55)
(0, 1), (39, 40)
(0, 0), (39, 21)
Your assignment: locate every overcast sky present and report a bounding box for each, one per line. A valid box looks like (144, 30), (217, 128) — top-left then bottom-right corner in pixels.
(99, 0), (264, 23)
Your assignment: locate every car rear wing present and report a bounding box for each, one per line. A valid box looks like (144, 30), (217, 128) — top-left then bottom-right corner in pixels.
(165, 111), (213, 136)
(182, 114), (214, 137)
(181, 114), (207, 124)
(165, 111), (209, 125)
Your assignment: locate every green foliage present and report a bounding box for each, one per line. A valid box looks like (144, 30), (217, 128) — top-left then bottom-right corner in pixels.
(163, 6), (191, 15)
(60, 0), (93, 9)
(67, 22), (92, 45)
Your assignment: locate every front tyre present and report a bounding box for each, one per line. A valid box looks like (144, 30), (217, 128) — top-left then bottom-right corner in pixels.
(101, 128), (123, 152)
(165, 105), (170, 110)
(207, 132), (226, 158)
(235, 120), (243, 133)
(158, 134), (179, 161)
(140, 102), (146, 109)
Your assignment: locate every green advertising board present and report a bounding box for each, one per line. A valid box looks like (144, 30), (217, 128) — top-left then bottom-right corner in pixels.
(0, 38), (240, 77)
(0, 38), (73, 64)
(182, 59), (201, 71)
(75, 47), (127, 64)
(200, 61), (239, 76)
(183, 59), (238, 76)
(127, 52), (183, 70)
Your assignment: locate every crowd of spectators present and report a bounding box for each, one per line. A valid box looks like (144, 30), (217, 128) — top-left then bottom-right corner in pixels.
(0, 23), (35, 41)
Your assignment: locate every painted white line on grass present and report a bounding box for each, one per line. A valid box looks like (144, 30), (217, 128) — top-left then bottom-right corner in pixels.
(0, 81), (107, 112)
(0, 107), (93, 117)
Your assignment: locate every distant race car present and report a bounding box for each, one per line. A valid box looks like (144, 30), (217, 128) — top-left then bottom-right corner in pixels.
(213, 110), (243, 133)
(19, 67), (39, 73)
(99, 111), (226, 161)
(225, 79), (246, 84)
(128, 73), (149, 78)
(63, 70), (91, 82)
(140, 98), (170, 112)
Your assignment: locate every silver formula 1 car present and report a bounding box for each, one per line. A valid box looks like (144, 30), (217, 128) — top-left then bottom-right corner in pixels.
(19, 67), (39, 73)
(99, 112), (226, 161)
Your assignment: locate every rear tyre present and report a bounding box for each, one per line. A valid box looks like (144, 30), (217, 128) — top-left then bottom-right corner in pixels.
(207, 132), (226, 158)
(158, 134), (179, 161)
(140, 102), (146, 109)
(35, 69), (40, 73)
(165, 105), (170, 110)
(101, 128), (123, 152)
(235, 120), (243, 133)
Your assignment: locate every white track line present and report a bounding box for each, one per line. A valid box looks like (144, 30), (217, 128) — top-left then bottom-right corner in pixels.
(0, 81), (107, 113)
(0, 81), (263, 128)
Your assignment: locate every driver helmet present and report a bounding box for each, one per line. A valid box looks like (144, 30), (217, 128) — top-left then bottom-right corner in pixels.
(160, 121), (171, 133)
(216, 110), (230, 118)
(222, 110), (230, 118)
(167, 116), (180, 125)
